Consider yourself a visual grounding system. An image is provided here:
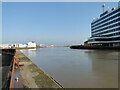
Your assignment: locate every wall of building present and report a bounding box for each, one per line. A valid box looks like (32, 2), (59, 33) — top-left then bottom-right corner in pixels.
(27, 42), (36, 48)
(86, 2), (120, 47)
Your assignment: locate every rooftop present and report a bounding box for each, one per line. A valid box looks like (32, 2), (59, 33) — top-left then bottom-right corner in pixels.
(92, 7), (119, 23)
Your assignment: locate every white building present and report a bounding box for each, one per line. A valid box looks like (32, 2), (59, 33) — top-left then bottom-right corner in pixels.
(0, 44), (14, 48)
(0, 41), (37, 49)
(85, 2), (120, 46)
(27, 41), (36, 48)
(18, 44), (27, 48)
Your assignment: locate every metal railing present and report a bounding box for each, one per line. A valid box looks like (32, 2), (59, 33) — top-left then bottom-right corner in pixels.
(10, 51), (23, 89)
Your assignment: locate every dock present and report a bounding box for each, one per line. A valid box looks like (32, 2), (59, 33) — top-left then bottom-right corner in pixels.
(18, 50), (64, 88)
(1, 49), (64, 89)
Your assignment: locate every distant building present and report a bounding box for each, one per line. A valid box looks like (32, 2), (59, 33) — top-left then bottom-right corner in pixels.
(85, 2), (120, 46)
(39, 44), (45, 46)
(18, 44), (27, 48)
(27, 41), (36, 48)
(0, 41), (37, 49)
(0, 44), (9, 48)
(14, 44), (19, 48)
(0, 44), (16, 48)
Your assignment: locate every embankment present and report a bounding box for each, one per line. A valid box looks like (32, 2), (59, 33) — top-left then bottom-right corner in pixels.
(18, 50), (64, 89)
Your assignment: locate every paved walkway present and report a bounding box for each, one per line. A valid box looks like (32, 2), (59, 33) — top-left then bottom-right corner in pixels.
(18, 50), (64, 89)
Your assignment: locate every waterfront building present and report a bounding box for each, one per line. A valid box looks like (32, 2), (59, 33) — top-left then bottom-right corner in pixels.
(27, 41), (36, 48)
(18, 44), (27, 48)
(85, 2), (120, 46)
(0, 44), (19, 48)
(0, 44), (10, 48)
(0, 41), (36, 49)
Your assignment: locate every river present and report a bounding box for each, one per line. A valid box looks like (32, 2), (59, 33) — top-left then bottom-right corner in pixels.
(21, 47), (119, 88)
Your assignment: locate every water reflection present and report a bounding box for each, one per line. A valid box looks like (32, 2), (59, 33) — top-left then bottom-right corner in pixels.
(0, 67), (1, 89)
(0, 52), (1, 89)
(86, 50), (118, 88)
(28, 49), (36, 57)
(21, 49), (36, 57)
(22, 47), (118, 88)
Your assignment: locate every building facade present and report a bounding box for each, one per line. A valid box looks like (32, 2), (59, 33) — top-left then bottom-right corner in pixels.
(0, 41), (37, 49)
(18, 44), (27, 48)
(27, 41), (36, 48)
(85, 2), (120, 46)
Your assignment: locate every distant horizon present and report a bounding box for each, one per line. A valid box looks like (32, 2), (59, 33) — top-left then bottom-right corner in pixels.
(2, 2), (118, 45)
(1, 41), (83, 46)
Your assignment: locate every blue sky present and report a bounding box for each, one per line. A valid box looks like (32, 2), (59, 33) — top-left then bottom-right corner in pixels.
(2, 2), (118, 45)
(0, 2), (1, 44)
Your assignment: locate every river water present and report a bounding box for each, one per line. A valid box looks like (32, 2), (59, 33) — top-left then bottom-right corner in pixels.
(21, 47), (119, 88)
(0, 51), (1, 89)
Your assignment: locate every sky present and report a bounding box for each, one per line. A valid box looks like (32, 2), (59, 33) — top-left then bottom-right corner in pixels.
(2, 2), (118, 45)
(0, 2), (1, 44)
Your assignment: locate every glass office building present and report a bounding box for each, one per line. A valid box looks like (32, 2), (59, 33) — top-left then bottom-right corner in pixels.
(85, 2), (120, 46)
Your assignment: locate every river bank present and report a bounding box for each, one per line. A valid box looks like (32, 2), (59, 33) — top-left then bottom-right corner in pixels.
(21, 47), (118, 88)
(18, 50), (64, 89)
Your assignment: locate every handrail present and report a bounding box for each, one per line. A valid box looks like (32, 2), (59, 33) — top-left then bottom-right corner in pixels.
(10, 51), (23, 89)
